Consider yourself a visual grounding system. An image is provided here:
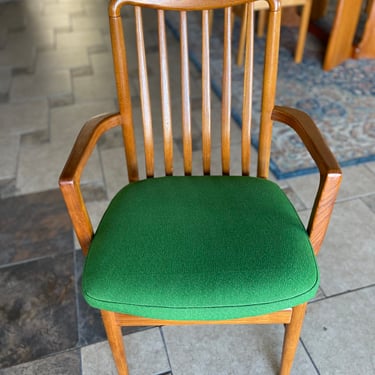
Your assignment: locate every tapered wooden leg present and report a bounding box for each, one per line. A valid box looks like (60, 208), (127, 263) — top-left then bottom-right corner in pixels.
(294, 0), (312, 63)
(101, 310), (129, 375)
(279, 303), (307, 375)
(310, 0), (328, 21)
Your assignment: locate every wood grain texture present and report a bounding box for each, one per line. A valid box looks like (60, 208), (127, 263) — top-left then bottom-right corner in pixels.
(202, 9), (212, 175)
(109, 16), (139, 182)
(101, 310), (129, 375)
(280, 303), (307, 375)
(221, 7), (232, 175)
(272, 106), (342, 254)
(241, 2), (254, 176)
(59, 113), (121, 254)
(353, 0), (375, 59)
(257, 6), (280, 178)
(109, 0), (281, 16)
(323, 0), (362, 70)
(115, 309), (292, 326)
(180, 11), (192, 175)
(135, 6), (155, 178)
(158, 10), (174, 175)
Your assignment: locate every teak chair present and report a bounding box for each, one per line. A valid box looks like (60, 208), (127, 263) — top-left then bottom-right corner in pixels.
(59, 0), (342, 374)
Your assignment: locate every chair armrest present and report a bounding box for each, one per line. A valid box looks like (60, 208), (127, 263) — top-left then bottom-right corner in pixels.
(272, 105), (342, 255)
(59, 112), (122, 254)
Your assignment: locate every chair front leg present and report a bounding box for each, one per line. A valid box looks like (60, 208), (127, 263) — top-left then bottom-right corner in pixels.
(279, 303), (307, 375)
(101, 310), (129, 375)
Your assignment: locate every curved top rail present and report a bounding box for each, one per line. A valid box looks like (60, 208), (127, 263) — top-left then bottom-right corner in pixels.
(109, 0), (281, 17)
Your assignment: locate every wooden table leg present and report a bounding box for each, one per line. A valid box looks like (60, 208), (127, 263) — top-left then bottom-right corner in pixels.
(323, 0), (363, 70)
(310, 0), (329, 20)
(353, 0), (375, 58)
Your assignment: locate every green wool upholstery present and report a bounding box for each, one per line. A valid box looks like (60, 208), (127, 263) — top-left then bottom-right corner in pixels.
(83, 176), (319, 320)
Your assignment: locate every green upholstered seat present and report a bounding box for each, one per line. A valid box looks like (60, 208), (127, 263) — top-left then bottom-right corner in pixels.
(82, 176), (319, 320)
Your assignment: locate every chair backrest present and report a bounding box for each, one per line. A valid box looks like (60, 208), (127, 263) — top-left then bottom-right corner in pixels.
(108, 0), (282, 181)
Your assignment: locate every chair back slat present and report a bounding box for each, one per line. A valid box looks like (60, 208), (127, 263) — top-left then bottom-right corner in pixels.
(110, 15), (139, 182)
(257, 7), (280, 178)
(221, 7), (232, 176)
(135, 7), (155, 178)
(109, 0), (281, 181)
(201, 9), (212, 175)
(180, 11), (193, 176)
(241, 3), (254, 176)
(158, 10), (174, 176)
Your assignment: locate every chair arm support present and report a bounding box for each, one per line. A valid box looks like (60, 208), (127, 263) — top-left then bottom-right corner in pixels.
(59, 112), (122, 254)
(272, 106), (342, 254)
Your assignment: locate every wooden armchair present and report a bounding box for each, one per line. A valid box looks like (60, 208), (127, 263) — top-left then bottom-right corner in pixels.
(59, 1), (341, 374)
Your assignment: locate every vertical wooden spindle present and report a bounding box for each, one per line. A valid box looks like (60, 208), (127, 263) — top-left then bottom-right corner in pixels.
(202, 10), (211, 175)
(221, 7), (232, 175)
(158, 10), (174, 176)
(135, 6), (154, 178)
(241, 3), (254, 176)
(257, 8), (281, 178)
(180, 11), (193, 175)
(109, 15), (139, 182)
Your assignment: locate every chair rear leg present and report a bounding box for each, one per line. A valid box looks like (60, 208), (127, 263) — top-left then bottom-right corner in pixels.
(279, 303), (307, 375)
(101, 310), (129, 375)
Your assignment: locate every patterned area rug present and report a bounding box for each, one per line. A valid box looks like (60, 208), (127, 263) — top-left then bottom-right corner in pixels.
(166, 9), (375, 179)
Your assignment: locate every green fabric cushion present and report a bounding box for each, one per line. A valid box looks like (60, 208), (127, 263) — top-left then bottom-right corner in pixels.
(83, 176), (319, 320)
